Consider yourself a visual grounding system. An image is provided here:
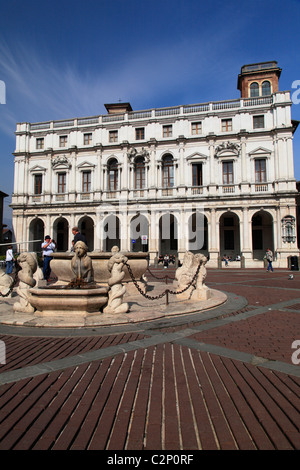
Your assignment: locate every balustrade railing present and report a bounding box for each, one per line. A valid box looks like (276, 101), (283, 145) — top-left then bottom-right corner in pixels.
(28, 93), (278, 132)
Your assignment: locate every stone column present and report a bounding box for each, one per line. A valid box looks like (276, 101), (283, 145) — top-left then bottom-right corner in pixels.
(207, 208), (219, 267)
(241, 207), (252, 263)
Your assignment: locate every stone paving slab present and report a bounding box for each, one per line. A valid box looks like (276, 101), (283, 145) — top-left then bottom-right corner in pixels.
(0, 268), (299, 451)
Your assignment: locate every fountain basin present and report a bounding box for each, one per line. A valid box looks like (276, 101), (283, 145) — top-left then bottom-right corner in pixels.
(29, 285), (109, 316)
(50, 251), (148, 284)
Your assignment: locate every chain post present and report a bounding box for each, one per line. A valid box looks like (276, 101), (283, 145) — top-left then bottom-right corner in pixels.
(165, 289), (169, 306)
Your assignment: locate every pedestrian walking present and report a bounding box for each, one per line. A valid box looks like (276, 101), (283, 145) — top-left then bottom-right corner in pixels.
(42, 236), (55, 281)
(5, 245), (14, 274)
(265, 248), (274, 272)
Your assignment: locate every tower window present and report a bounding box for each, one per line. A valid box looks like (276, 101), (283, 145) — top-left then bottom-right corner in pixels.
(262, 80), (271, 96)
(250, 82), (259, 97)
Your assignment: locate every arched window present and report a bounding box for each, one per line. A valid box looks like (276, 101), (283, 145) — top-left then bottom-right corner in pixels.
(250, 82), (259, 97)
(134, 156), (145, 189)
(107, 158), (118, 191)
(162, 154), (174, 188)
(262, 81), (271, 96)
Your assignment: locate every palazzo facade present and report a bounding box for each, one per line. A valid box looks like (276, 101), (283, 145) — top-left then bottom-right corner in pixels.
(11, 61), (299, 267)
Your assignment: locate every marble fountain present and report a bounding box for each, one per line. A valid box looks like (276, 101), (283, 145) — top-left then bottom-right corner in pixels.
(0, 245), (227, 328)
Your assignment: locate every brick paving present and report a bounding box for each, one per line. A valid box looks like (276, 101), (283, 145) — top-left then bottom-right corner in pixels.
(0, 268), (299, 451)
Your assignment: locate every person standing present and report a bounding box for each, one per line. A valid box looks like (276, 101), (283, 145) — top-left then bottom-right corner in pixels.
(5, 245), (14, 274)
(72, 226), (87, 245)
(42, 236), (55, 281)
(265, 248), (274, 272)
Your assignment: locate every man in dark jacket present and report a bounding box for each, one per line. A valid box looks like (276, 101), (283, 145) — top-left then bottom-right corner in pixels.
(72, 226), (87, 246)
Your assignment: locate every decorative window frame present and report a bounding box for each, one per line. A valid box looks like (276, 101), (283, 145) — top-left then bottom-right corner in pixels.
(29, 165), (47, 195)
(282, 216), (296, 243)
(77, 161), (95, 194)
(51, 155), (71, 194)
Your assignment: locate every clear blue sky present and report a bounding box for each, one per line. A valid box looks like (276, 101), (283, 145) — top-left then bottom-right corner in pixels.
(1, 0), (300, 225)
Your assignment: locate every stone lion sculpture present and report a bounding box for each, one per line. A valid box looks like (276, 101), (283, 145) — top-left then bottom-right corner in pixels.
(14, 252), (37, 313)
(175, 251), (210, 300)
(0, 268), (14, 298)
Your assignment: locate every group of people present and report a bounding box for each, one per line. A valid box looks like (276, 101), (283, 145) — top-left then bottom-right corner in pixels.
(222, 254), (241, 266)
(158, 254), (176, 268)
(3, 235), (276, 279)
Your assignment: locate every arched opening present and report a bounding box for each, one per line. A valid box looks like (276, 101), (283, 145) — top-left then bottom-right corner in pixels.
(159, 213), (178, 255)
(188, 212), (208, 256)
(53, 217), (69, 252)
(78, 216), (94, 251)
(103, 214), (120, 252)
(252, 210), (274, 259)
(29, 218), (44, 254)
(130, 213), (149, 252)
(219, 212), (240, 259)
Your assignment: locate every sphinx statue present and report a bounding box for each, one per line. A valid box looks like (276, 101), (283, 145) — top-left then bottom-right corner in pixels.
(104, 246), (129, 314)
(69, 241), (94, 287)
(14, 252), (37, 313)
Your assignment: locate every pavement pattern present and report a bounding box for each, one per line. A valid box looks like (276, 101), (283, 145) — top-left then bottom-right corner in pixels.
(0, 267), (299, 451)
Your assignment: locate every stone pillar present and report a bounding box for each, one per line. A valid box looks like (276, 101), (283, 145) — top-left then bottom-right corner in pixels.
(207, 208), (219, 267)
(149, 207), (159, 263)
(241, 207), (252, 263)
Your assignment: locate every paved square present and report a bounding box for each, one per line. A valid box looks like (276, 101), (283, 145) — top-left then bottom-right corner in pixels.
(0, 268), (299, 450)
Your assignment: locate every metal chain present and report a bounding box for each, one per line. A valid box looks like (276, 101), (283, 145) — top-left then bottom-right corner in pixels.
(123, 261), (201, 302)
(146, 265), (175, 282)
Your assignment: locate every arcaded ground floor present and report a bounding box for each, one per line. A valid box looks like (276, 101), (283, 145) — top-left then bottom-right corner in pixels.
(13, 201), (299, 268)
(0, 266), (299, 451)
